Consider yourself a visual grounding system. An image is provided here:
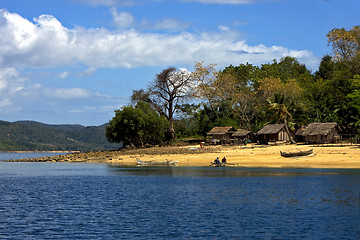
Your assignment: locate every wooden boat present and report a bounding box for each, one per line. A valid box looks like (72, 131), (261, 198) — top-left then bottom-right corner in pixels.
(280, 149), (313, 158)
(136, 158), (178, 166)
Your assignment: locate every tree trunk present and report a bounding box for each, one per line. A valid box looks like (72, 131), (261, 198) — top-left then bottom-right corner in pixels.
(168, 118), (176, 140)
(284, 119), (296, 144)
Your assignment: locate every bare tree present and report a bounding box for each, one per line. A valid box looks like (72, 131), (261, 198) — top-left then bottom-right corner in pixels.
(145, 67), (192, 140)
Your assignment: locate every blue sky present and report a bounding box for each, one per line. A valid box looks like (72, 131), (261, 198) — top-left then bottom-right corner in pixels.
(0, 0), (359, 126)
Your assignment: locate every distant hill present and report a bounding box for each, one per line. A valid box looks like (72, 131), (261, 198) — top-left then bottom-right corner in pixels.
(0, 120), (119, 151)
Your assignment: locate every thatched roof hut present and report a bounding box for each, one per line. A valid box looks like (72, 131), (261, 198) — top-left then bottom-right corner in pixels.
(300, 122), (341, 143)
(257, 123), (294, 144)
(207, 127), (237, 144)
(208, 126), (237, 138)
(232, 129), (251, 138)
(232, 128), (252, 144)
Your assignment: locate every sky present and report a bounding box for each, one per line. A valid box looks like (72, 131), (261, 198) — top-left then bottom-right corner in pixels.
(0, 0), (358, 126)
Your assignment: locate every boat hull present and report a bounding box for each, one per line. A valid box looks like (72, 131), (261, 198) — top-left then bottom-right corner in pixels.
(280, 149), (313, 158)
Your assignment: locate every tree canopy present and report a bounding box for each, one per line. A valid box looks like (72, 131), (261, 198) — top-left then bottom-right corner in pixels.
(106, 101), (168, 147)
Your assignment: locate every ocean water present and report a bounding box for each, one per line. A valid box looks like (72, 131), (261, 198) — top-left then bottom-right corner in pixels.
(0, 154), (359, 239)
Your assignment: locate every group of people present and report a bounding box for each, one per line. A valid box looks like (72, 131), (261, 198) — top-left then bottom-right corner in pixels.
(212, 156), (227, 166)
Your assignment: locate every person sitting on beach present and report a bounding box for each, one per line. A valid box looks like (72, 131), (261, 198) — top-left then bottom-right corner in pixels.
(214, 157), (220, 165)
(222, 156), (227, 164)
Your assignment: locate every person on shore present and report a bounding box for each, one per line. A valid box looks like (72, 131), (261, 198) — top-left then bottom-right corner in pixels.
(222, 156), (227, 164)
(214, 157), (220, 165)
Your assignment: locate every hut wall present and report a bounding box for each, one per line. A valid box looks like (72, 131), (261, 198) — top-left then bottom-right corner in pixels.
(277, 129), (293, 142)
(211, 133), (233, 140)
(223, 133), (233, 140)
(278, 130), (285, 141)
(304, 135), (320, 143)
(305, 129), (340, 143)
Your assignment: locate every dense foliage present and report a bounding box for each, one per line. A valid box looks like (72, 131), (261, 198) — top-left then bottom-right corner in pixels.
(0, 120), (118, 151)
(106, 101), (168, 147)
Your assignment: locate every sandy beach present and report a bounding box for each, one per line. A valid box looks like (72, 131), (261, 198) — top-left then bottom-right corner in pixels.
(109, 144), (360, 168)
(9, 143), (360, 169)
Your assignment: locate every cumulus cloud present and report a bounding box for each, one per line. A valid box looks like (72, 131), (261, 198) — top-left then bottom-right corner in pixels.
(0, 9), (318, 70)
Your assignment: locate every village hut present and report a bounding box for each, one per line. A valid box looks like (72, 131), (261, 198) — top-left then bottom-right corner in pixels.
(256, 123), (295, 144)
(207, 126), (237, 144)
(232, 129), (252, 144)
(300, 122), (341, 144)
(295, 126), (306, 142)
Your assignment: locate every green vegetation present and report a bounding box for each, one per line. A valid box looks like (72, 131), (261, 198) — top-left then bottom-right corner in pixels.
(0, 120), (118, 151)
(106, 101), (168, 147)
(107, 26), (360, 147)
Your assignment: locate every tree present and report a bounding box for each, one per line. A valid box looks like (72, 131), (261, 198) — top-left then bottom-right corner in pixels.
(106, 101), (168, 147)
(346, 74), (360, 132)
(327, 26), (360, 74)
(131, 68), (193, 140)
(218, 63), (259, 130)
(147, 67), (193, 140)
(268, 94), (296, 144)
(191, 62), (222, 110)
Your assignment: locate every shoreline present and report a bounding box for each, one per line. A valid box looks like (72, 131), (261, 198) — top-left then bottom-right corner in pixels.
(6, 143), (360, 169)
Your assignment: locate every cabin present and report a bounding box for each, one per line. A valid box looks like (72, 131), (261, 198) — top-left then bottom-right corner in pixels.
(256, 123), (295, 144)
(207, 126), (237, 144)
(300, 122), (341, 144)
(232, 129), (252, 144)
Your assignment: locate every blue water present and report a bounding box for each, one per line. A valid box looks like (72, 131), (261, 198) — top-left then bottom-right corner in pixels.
(0, 158), (359, 239)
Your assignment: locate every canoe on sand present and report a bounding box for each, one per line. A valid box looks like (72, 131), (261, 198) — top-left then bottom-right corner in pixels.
(280, 149), (314, 158)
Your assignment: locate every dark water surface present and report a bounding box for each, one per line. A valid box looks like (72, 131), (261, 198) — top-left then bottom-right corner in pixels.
(0, 161), (359, 239)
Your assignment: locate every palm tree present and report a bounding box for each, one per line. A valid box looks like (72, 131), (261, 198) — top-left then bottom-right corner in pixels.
(268, 93), (296, 144)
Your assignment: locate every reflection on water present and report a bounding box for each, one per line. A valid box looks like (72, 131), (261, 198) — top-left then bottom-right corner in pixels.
(107, 165), (355, 178)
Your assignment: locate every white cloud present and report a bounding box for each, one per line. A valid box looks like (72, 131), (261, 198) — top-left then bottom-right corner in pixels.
(0, 98), (12, 108)
(0, 9), (319, 70)
(45, 88), (93, 99)
(111, 10), (190, 31)
(0, 67), (25, 94)
(152, 18), (191, 31)
(0, 67), (26, 111)
(60, 71), (69, 79)
(111, 9), (134, 29)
